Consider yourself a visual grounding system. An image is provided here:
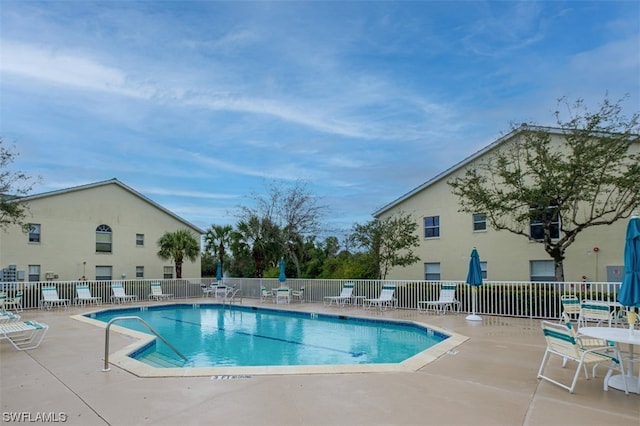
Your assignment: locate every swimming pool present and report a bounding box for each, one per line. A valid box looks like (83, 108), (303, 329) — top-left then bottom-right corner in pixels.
(76, 303), (467, 376)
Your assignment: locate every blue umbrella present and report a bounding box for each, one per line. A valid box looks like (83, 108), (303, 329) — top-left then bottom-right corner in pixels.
(278, 258), (287, 284)
(216, 261), (222, 282)
(465, 247), (483, 321)
(617, 216), (640, 309)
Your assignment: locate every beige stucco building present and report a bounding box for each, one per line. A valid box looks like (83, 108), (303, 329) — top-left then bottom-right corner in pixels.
(375, 126), (638, 283)
(0, 179), (204, 282)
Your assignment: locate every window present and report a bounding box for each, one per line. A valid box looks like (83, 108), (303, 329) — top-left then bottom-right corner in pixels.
(163, 266), (174, 279)
(136, 233), (144, 246)
(95, 266), (113, 281)
(96, 224), (113, 253)
(530, 260), (555, 282)
(136, 266), (144, 278)
(28, 265), (40, 282)
(530, 206), (560, 241)
(424, 263), (441, 281)
(480, 261), (488, 279)
(423, 216), (440, 238)
(28, 223), (41, 243)
(472, 214), (487, 231)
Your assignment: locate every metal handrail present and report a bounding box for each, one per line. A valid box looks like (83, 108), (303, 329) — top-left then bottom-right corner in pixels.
(102, 315), (187, 372)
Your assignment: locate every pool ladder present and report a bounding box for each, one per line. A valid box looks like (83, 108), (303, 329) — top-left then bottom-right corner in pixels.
(102, 315), (187, 372)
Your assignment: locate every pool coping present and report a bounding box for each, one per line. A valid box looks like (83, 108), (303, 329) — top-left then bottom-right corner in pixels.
(71, 302), (469, 377)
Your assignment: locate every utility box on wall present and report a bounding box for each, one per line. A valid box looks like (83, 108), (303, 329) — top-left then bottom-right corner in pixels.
(607, 265), (623, 282)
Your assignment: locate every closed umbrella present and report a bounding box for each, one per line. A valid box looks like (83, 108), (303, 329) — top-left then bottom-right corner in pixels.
(465, 248), (483, 321)
(617, 215), (640, 322)
(216, 261), (222, 282)
(278, 258), (287, 284)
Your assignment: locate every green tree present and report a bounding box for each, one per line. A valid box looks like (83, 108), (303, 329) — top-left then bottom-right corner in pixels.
(448, 95), (640, 281)
(351, 212), (421, 279)
(157, 229), (200, 278)
(204, 224), (233, 267)
(0, 139), (38, 230)
(232, 215), (280, 278)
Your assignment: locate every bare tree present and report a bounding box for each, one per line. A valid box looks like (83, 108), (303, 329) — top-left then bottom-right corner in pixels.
(0, 139), (39, 230)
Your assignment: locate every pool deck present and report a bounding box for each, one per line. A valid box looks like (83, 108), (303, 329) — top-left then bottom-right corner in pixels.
(1, 299), (638, 425)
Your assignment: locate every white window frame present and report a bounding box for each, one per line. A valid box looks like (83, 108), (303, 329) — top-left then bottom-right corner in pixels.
(530, 260), (555, 282)
(163, 266), (173, 279)
(28, 223), (41, 243)
(472, 214), (487, 232)
(424, 262), (441, 281)
(136, 233), (144, 246)
(28, 265), (40, 282)
(96, 224), (113, 253)
(136, 266), (144, 278)
(423, 216), (440, 238)
(95, 266), (113, 281)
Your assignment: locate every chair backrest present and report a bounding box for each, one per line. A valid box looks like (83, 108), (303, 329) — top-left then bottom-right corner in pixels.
(76, 285), (92, 298)
(0, 292), (5, 310)
(42, 286), (60, 301)
(379, 285), (396, 300)
(541, 320), (581, 359)
(438, 284), (457, 302)
(277, 288), (290, 298)
(580, 301), (611, 321)
(150, 282), (162, 295)
(111, 283), (126, 296)
(261, 287), (271, 296)
(340, 283), (355, 298)
(560, 295), (581, 315)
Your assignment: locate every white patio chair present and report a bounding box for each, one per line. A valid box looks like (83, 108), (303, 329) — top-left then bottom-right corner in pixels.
(324, 283), (355, 307)
(559, 295), (581, 322)
(363, 284), (397, 310)
(149, 282), (173, 301)
(537, 320), (627, 394)
(260, 286), (274, 302)
(578, 300), (614, 328)
(110, 282), (138, 304)
(275, 287), (290, 304)
(39, 286), (70, 310)
(291, 286), (305, 302)
(75, 285), (102, 306)
(3, 291), (23, 312)
(417, 284), (460, 314)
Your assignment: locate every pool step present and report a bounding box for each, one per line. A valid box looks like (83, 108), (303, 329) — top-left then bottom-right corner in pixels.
(138, 351), (187, 368)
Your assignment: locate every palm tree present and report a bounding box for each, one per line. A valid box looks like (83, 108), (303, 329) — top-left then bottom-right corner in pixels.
(157, 229), (200, 278)
(204, 224), (233, 267)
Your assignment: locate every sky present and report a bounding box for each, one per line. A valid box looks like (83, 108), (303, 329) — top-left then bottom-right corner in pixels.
(1, 1), (639, 238)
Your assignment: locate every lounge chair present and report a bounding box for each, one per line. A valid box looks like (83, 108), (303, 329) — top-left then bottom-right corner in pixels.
(537, 320), (627, 394)
(291, 286), (305, 302)
(75, 285), (102, 306)
(324, 283), (355, 307)
(110, 282), (138, 304)
(578, 300), (613, 328)
(417, 284), (460, 314)
(3, 292), (23, 312)
(0, 320), (49, 351)
(559, 295), (581, 322)
(149, 282), (173, 301)
(363, 284), (397, 310)
(0, 311), (21, 323)
(39, 286), (70, 310)
(275, 287), (290, 304)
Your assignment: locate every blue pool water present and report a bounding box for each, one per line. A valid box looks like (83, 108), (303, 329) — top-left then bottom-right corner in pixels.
(87, 304), (448, 368)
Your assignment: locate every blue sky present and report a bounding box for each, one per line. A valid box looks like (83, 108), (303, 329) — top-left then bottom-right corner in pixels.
(1, 1), (638, 237)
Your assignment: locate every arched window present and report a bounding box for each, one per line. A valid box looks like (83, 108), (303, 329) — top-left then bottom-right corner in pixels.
(96, 224), (113, 253)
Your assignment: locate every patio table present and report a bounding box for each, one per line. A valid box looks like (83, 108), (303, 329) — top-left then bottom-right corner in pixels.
(579, 326), (640, 394)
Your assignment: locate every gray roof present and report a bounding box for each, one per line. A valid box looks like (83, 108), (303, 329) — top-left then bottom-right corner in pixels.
(17, 178), (205, 234)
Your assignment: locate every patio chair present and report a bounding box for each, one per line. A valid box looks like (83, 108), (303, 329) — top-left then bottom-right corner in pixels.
(260, 287), (274, 302)
(149, 282), (173, 301)
(417, 284), (460, 314)
(363, 284), (397, 310)
(39, 286), (70, 310)
(275, 287), (290, 304)
(75, 285), (102, 306)
(4, 291), (23, 312)
(537, 320), (627, 394)
(324, 283), (355, 307)
(559, 295), (581, 322)
(110, 282), (138, 304)
(578, 300), (613, 328)
(0, 320), (49, 351)
(291, 286), (305, 302)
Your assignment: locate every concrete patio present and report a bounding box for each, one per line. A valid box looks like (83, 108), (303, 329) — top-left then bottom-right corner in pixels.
(1, 299), (638, 425)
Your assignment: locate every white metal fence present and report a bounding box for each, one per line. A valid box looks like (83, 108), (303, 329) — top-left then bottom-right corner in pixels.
(1, 278), (622, 320)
